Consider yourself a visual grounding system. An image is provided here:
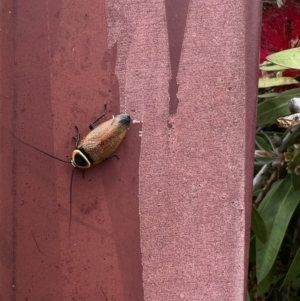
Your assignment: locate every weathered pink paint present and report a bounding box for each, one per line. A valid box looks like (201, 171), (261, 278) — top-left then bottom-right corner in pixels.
(106, 0), (260, 299)
(1, 0), (143, 300)
(0, 0), (260, 300)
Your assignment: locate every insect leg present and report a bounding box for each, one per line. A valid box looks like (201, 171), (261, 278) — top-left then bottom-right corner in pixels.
(73, 126), (81, 147)
(89, 104), (107, 130)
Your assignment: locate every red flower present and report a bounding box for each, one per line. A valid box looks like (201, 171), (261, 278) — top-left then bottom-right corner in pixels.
(261, 0), (300, 69)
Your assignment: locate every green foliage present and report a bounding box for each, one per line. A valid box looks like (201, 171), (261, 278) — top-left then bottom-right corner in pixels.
(256, 175), (299, 285)
(259, 77), (299, 89)
(250, 47), (300, 300)
(251, 205), (267, 244)
(280, 247), (300, 289)
(257, 88), (300, 126)
(267, 48), (300, 70)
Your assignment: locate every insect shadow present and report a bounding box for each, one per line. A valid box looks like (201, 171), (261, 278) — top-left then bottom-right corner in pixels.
(13, 105), (130, 233)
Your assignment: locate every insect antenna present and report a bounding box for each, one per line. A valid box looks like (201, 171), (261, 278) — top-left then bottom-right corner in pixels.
(69, 168), (76, 234)
(11, 134), (70, 164)
(12, 133), (77, 234)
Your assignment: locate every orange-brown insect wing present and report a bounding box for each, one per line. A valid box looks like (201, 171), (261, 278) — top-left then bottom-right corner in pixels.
(77, 116), (129, 165)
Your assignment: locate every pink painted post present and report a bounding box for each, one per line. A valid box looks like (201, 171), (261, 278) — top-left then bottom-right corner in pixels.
(107, 0), (260, 300)
(0, 0), (261, 300)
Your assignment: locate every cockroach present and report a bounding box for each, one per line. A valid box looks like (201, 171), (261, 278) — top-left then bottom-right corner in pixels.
(13, 105), (130, 232)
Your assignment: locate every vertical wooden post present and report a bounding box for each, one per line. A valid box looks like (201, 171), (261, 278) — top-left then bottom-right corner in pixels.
(106, 0), (260, 299)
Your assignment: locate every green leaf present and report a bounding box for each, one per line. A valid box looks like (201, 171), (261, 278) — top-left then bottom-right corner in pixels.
(291, 173), (300, 191)
(277, 87), (300, 96)
(258, 93), (279, 98)
(291, 277), (300, 291)
(292, 151), (300, 190)
(260, 64), (288, 71)
(257, 263), (275, 296)
(267, 48), (300, 69)
(256, 90), (300, 126)
(259, 77), (299, 88)
(258, 180), (283, 213)
(280, 246), (300, 289)
(251, 205), (267, 243)
(256, 175), (300, 284)
(256, 136), (272, 152)
(249, 236), (256, 264)
(246, 291), (251, 301)
(293, 150), (300, 166)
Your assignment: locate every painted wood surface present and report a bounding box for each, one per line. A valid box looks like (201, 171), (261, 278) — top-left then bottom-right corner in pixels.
(0, 0), (261, 300)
